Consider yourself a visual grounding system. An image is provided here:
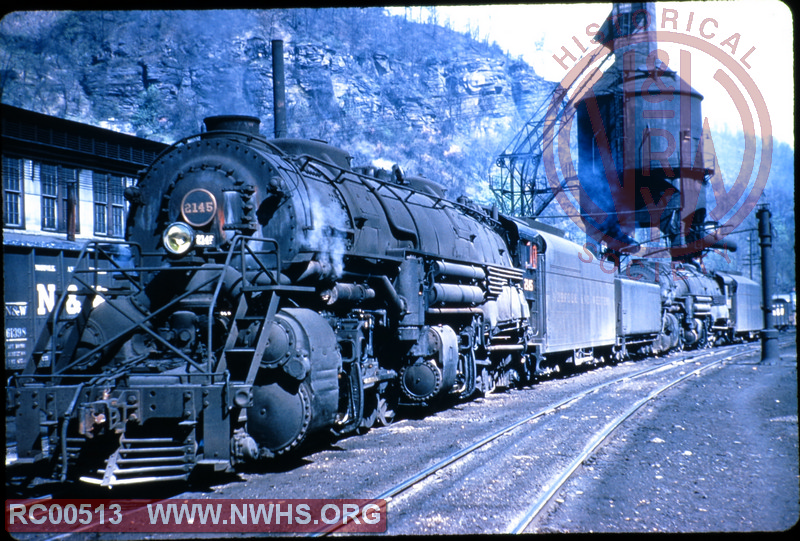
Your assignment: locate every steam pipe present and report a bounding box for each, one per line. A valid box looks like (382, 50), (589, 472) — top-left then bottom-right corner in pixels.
(373, 275), (406, 317)
(343, 271), (406, 316)
(710, 237), (737, 252)
(272, 39), (287, 138)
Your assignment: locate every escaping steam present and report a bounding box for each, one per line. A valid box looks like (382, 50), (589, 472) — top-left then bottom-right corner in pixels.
(304, 188), (349, 280)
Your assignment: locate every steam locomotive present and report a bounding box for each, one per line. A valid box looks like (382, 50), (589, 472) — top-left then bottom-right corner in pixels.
(6, 116), (763, 487)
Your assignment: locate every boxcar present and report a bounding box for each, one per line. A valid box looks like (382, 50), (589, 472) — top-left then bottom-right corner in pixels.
(3, 234), (125, 371)
(3, 237), (83, 371)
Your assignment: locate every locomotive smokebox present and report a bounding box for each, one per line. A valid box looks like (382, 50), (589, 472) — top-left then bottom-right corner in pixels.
(203, 115), (261, 135)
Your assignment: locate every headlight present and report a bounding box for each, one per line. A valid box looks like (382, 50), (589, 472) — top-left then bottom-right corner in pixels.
(163, 222), (195, 255)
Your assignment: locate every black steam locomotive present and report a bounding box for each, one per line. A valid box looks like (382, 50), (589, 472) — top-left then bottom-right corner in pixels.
(6, 116), (762, 487)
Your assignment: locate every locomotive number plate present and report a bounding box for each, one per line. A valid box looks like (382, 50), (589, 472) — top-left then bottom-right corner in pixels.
(523, 278), (535, 292)
(181, 188), (217, 227)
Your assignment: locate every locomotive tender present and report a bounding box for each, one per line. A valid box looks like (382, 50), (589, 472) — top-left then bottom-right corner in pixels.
(5, 116), (759, 487)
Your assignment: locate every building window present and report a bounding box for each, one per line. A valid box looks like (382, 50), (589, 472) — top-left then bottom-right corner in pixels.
(93, 172), (108, 235)
(3, 157), (24, 227)
(110, 175), (126, 238)
(93, 172), (128, 237)
(41, 164), (58, 230)
(40, 163), (79, 234)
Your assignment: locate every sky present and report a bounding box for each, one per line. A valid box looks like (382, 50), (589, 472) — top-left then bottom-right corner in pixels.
(387, 1), (794, 146)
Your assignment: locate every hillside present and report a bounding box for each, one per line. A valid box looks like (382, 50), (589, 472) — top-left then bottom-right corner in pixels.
(0, 8), (555, 201)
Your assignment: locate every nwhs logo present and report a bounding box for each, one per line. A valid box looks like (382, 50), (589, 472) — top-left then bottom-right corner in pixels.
(6, 499), (387, 533)
(146, 501), (383, 527)
(544, 6), (772, 259)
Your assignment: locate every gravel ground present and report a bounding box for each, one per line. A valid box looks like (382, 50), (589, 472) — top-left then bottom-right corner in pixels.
(175, 338), (798, 536)
(535, 335), (798, 533)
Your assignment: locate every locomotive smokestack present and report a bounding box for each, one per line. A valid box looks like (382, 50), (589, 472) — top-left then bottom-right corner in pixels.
(272, 39), (287, 138)
(203, 115), (260, 135)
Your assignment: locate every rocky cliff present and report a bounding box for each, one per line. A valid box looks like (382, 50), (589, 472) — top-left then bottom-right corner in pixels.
(0, 8), (556, 201)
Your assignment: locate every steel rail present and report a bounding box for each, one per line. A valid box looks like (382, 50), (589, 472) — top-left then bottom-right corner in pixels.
(507, 348), (753, 534)
(376, 348), (733, 503)
(310, 345), (745, 537)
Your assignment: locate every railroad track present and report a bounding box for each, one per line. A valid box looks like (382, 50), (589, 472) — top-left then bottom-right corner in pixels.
(8, 334), (793, 539)
(315, 340), (770, 536)
(506, 347), (757, 533)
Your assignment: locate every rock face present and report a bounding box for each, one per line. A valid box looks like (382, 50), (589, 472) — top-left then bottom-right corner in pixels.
(0, 8), (556, 198)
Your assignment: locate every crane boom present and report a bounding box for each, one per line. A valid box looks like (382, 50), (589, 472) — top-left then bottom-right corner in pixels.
(492, 44), (612, 218)
(492, 2), (655, 219)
